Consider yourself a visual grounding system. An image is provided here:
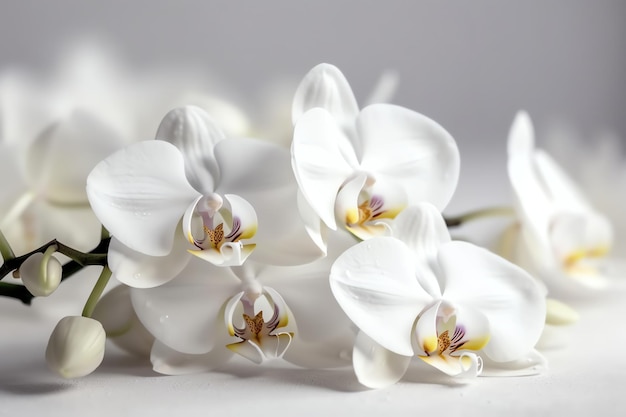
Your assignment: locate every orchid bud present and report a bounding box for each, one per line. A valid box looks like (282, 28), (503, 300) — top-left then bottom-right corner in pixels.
(46, 316), (106, 378)
(19, 250), (62, 297)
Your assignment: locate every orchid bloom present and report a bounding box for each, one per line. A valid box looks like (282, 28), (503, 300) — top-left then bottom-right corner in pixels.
(129, 231), (357, 375)
(87, 106), (322, 288)
(291, 63), (459, 248)
(330, 204), (546, 389)
(506, 111), (615, 295)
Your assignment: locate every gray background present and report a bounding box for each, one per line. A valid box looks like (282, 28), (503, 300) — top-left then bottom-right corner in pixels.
(1, 0), (624, 210)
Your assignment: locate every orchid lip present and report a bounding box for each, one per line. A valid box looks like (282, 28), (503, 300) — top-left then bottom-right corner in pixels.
(183, 193), (258, 266)
(225, 287), (293, 364)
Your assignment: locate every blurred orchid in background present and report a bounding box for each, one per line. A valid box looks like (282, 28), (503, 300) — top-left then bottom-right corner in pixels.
(330, 204), (546, 388)
(504, 111), (619, 297)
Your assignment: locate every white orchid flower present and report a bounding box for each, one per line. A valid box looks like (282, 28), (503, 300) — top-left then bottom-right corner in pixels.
(130, 231), (357, 375)
(87, 106), (322, 288)
(506, 111), (615, 295)
(330, 204), (546, 389)
(291, 63), (459, 249)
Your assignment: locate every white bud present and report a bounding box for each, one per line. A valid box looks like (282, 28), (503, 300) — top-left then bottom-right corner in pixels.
(46, 316), (106, 378)
(92, 285), (154, 357)
(19, 251), (62, 296)
(545, 298), (579, 325)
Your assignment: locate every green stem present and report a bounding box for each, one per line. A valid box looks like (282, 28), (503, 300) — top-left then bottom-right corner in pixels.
(0, 238), (110, 281)
(81, 266), (112, 318)
(0, 229), (15, 262)
(0, 282), (35, 305)
(444, 206), (516, 227)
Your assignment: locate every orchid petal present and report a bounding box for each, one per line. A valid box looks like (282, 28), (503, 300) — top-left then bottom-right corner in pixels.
(87, 140), (199, 256)
(91, 285), (154, 357)
(226, 340), (265, 365)
(131, 259), (240, 354)
(507, 111), (535, 157)
(259, 231), (356, 344)
(419, 351), (482, 378)
(215, 138), (323, 265)
(353, 331), (411, 389)
(438, 241), (546, 362)
(413, 301), (441, 356)
(25, 110), (127, 205)
(296, 190), (328, 256)
(151, 340), (233, 376)
(292, 107), (359, 230)
(391, 204), (449, 298)
(480, 349), (547, 377)
(363, 70), (399, 106)
(292, 63), (359, 129)
(549, 211), (613, 263)
(330, 236), (433, 356)
(155, 105), (223, 194)
(108, 233), (192, 288)
(533, 150), (591, 211)
(356, 104), (460, 210)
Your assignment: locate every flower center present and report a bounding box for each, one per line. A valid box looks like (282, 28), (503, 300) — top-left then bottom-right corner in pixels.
(434, 326), (466, 356)
(224, 287), (293, 364)
(346, 196), (385, 227)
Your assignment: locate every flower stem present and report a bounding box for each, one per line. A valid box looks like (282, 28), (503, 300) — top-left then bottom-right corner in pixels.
(0, 282), (35, 305)
(0, 238), (110, 281)
(81, 266), (112, 318)
(444, 206), (516, 227)
(0, 228), (15, 262)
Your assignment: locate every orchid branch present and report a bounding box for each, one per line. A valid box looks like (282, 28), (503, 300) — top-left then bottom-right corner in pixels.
(444, 206), (515, 227)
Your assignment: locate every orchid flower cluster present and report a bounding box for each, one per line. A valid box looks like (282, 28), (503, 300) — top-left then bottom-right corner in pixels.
(0, 61), (621, 389)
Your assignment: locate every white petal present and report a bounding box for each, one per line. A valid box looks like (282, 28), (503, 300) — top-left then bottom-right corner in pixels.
(353, 331), (411, 389)
(508, 153), (553, 251)
(391, 204), (449, 298)
(363, 70), (399, 105)
(413, 301), (441, 356)
(151, 340), (233, 375)
(480, 349), (547, 377)
(296, 190), (328, 256)
(292, 108), (358, 230)
(438, 241), (546, 362)
(419, 352), (482, 378)
(292, 63), (359, 129)
(108, 234), (192, 288)
(533, 150), (591, 211)
(24, 201), (103, 252)
(91, 285), (154, 357)
(330, 236), (433, 356)
(507, 111), (535, 157)
(130, 258), (240, 354)
(215, 138), (324, 264)
(155, 106), (223, 194)
(356, 104), (460, 210)
(25, 110), (127, 205)
(259, 231), (356, 344)
(86, 140), (199, 256)
(550, 211), (613, 262)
